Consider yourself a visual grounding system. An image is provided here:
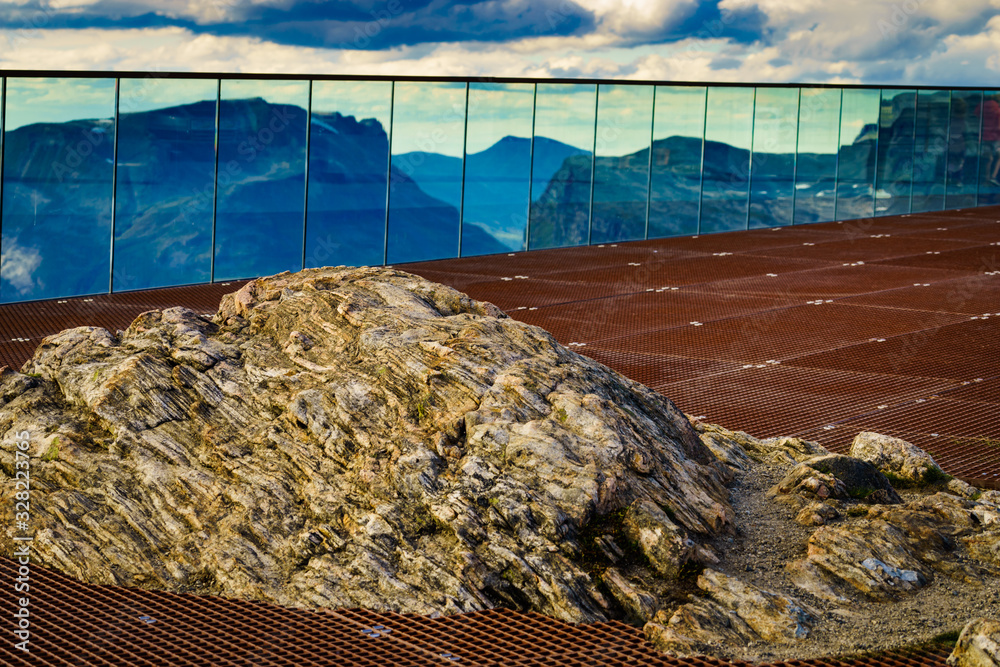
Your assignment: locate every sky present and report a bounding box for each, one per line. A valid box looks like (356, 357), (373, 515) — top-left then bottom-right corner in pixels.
(0, 0), (998, 86)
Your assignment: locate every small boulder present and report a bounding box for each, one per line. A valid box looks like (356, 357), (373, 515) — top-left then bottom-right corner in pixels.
(602, 567), (658, 623)
(622, 499), (696, 578)
(770, 454), (902, 505)
(796, 501), (840, 527)
(948, 617), (1000, 667)
(948, 478), (981, 500)
(850, 432), (947, 486)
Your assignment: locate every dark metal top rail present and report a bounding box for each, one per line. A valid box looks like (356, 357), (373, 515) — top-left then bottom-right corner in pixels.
(0, 69), (994, 91)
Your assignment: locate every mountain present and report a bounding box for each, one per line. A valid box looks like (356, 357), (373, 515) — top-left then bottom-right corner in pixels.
(0, 100), (509, 302)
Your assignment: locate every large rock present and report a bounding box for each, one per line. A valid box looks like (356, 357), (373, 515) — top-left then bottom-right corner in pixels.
(850, 432), (946, 485)
(948, 618), (1000, 667)
(0, 267), (736, 623)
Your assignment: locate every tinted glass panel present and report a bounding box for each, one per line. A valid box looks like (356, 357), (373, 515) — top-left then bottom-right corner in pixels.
(700, 86), (754, 234)
(461, 82), (534, 256)
(874, 89), (916, 217)
(794, 88), (840, 224)
(836, 88), (880, 220)
(910, 90), (949, 213)
(591, 84), (653, 244)
(945, 90), (982, 209)
(1, 77), (115, 303)
(386, 82), (466, 264)
(748, 87), (798, 229)
(114, 78), (218, 291)
(528, 83), (596, 250)
(979, 91), (1000, 206)
(214, 80), (308, 281)
(648, 86), (705, 238)
(306, 81), (391, 269)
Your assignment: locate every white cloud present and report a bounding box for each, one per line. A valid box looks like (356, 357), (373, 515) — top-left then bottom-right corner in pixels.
(0, 2), (999, 88)
(0, 238), (43, 296)
(573, 0), (699, 36)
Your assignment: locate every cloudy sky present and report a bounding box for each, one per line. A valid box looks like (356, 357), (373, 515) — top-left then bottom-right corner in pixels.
(0, 0), (998, 85)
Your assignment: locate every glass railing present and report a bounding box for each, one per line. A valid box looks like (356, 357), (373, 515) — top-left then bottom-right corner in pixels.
(1, 73), (997, 303)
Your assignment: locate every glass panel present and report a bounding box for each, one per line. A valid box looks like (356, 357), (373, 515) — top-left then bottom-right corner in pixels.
(461, 82), (534, 256)
(979, 91), (1000, 206)
(794, 88), (841, 224)
(114, 78), (218, 291)
(305, 81), (391, 269)
(910, 90), (950, 213)
(874, 89), (916, 217)
(836, 88), (880, 220)
(214, 80), (309, 281)
(748, 87), (798, 229)
(1, 77), (116, 303)
(945, 90), (982, 209)
(386, 82), (466, 264)
(528, 83), (596, 250)
(700, 86), (754, 234)
(648, 86), (705, 238)
(590, 84), (654, 244)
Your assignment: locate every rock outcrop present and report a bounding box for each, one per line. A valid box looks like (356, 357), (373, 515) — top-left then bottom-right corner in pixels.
(787, 491), (1000, 602)
(949, 618), (1000, 667)
(768, 454), (903, 506)
(850, 432), (946, 485)
(0, 267), (736, 623)
(691, 420), (830, 468)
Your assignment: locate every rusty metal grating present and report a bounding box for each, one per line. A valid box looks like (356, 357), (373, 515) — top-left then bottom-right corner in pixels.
(0, 557), (956, 667)
(0, 282), (247, 372)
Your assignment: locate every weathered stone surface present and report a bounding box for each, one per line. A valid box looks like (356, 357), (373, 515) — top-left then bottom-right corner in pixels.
(789, 492), (1000, 601)
(770, 454), (902, 505)
(601, 567), (658, 623)
(645, 568), (814, 655)
(0, 267), (736, 622)
(644, 600), (753, 655)
(790, 520), (930, 601)
(696, 569), (815, 642)
(691, 420), (829, 468)
(948, 617), (1000, 667)
(795, 501), (840, 527)
(850, 432), (945, 485)
(948, 478), (982, 500)
(623, 499), (696, 578)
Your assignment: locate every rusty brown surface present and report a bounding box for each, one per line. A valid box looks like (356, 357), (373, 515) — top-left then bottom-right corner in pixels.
(0, 558), (955, 667)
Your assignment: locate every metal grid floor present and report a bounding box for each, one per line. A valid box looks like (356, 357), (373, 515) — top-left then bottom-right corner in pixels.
(0, 558), (955, 667)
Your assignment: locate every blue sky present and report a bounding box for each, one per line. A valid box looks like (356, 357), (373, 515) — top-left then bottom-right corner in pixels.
(0, 0), (998, 85)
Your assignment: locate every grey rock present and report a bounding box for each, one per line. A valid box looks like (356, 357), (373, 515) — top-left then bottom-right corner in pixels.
(646, 569), (815, 654)
(623, 499), (696, 578)
(850, 432), (946, 486)
(0, 267), (736, 623)
(601, 567), (658, 623)
(790, 492), (999, 602)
